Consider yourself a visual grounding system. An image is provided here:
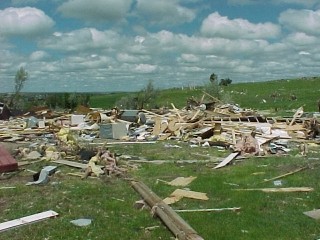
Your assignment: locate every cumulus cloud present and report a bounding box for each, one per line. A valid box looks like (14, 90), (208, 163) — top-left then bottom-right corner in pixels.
(58, 0), (133, 22)
(285, 32), (318, 46)
(0, 7), (54, 36)
(29, 50), (50, 61)
(178, 54), (200, 63)
(279, 9), (320, 36)
(133, 64), (157, 73)
(116, 53), (150, 63)
(200, 12), (280, 39)
(39, 28), (122, 51)
(135, 0), (196, 25)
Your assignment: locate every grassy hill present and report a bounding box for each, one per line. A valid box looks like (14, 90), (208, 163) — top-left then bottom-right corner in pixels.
(89, 77), (320, 114)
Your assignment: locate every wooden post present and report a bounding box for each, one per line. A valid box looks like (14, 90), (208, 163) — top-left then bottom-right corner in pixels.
(131, 181), (204, 240)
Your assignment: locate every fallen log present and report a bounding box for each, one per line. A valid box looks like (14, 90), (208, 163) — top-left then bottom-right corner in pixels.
(131, 180), (204, 240)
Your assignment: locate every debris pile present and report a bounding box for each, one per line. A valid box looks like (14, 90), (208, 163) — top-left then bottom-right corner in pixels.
(0, 98), (319, 177)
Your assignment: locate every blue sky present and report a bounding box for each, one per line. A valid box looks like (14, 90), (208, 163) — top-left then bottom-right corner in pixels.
(1, 0), (320, 92)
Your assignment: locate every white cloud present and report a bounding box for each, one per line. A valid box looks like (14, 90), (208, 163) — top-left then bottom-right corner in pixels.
(200, 12), (280, 39)
(0, 7), (54, 36)
(58, 0), (133, 22)
(116, 53), (150, 63)
(135, 0), (196, 25)
(178, 54), (200, 63)
(30, 50), (50, 61)
(285, 32), (318, 46)
(39, 28), (122, 51)
(279, 9), (320, 36)
(134, 64), (157, 73)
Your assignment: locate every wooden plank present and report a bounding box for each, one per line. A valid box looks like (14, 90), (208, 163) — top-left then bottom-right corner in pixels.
(214, 152), (239, 169)
(262, 167), (307, 183)
(289, 106), (303, 126)
(52, 159), (87, 169)
(235, 187), (313, 193)
(304, 209), (320, 220)
(0, 210), (58, 232)
(163, 189), (209, 204)
(175, 207), (241, 213)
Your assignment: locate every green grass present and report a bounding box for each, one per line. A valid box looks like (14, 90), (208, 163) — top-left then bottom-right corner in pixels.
(1, 142), (320, 239)
(89, 77), (320, 115)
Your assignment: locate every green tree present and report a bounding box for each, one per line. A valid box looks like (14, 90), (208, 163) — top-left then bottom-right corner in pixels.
(209, 73), (218, 84)
(115, 80), (158, 110)
(9, 67), (28, 108)
(219, 78), (232, 86)
(136, 80), (158, 109)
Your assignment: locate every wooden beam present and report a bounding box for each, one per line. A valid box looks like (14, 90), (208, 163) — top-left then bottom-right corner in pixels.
(0, 210), (58, 232)
(131, 181), (204, 240)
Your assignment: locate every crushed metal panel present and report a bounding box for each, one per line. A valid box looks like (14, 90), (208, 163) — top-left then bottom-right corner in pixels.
(0, 145), (18, 173)
(99, 122), (128, 139)
(120, 110), (139, 122)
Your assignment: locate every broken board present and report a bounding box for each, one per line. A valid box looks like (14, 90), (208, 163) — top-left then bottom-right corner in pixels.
(303, 209), (320, 220)
(0, 210), (58, 232)
(214, 152), (239, 169)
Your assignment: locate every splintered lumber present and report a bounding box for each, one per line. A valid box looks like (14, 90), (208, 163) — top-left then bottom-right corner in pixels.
(235, 187), (314, 193)
(141, 109), (163, 117)
(262, 167), (307, 183)
(0, 210), (58, 232)
(163, 189), (209, 205)
(131, 181), (204, 240)
(202, 91), (223, 103)
(289, 106), (303, 126)
(214, 152), (239, 169)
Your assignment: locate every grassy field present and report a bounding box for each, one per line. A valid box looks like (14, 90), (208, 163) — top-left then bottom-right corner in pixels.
(1, 77), (320, 239)
(90, 77), (320, 114)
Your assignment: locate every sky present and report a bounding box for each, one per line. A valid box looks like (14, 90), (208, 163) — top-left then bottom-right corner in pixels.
(1, 0), (320, 93)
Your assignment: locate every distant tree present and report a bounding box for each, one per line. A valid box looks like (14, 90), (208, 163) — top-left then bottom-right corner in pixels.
(136, 80), (158, 109)
(219, 78), (232, 86)
(115, 80), (158, 110)
(209, 73), (218, 84)
(9, 67), (28, 108)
